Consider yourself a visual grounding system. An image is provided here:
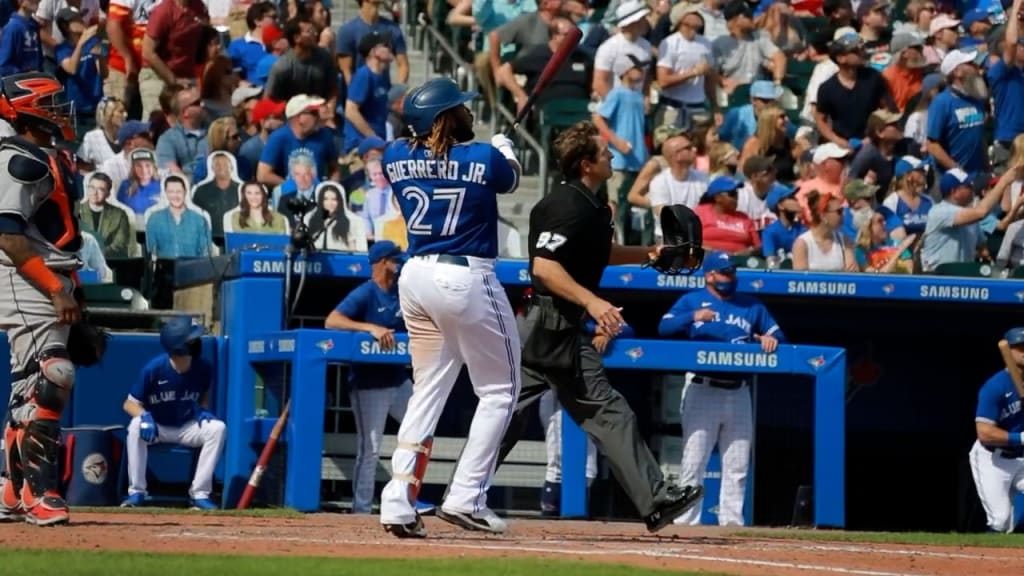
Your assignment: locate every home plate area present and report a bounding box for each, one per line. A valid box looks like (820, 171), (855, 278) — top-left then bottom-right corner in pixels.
(2, 512), (1020, 576)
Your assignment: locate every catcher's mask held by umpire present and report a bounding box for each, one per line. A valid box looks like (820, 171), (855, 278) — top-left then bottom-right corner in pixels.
(159, 317), (206, 358)
(643, 204), (705, 275)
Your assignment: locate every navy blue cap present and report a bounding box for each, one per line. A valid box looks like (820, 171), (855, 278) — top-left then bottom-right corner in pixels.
(702, 250), (736, 274)
(359, 136), (387, 157)
(368, 240), (403, 264)
(1006, 327), (1024, 346)
(117, 120), (151, 146)
(765, 182), (798, 212)
(703, 176), (742, 201)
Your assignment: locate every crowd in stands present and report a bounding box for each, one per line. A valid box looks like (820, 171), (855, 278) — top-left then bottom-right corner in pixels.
(0, 0), (1020, 290)
(434, 0), (1024, 275)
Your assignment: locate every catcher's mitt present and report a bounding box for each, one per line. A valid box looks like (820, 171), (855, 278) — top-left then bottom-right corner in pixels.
(642, 204), (705, 275)
(67, 317), (110, 367)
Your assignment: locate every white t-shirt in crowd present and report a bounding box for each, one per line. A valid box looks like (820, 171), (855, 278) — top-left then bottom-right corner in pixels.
(656, 32), (715, 105)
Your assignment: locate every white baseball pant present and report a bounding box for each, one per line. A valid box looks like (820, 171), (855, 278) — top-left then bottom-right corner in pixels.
(126, 416), (227, 500)
(380, 255), (520, 524)
(349, 380), (414, 514)
(674, 373), (752, 526)
(539, 389), (597, 482)
(968, 440), (1024, 532)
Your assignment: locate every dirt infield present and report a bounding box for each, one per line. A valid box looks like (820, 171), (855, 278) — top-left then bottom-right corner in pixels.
(1, 512), (1020, 576)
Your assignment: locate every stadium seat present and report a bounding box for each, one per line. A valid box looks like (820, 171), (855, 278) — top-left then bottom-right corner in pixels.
(727, 83), (752, 109)
(733, 254), (768, 269)
(81, 283), (148, 311)
(933, 262), (996, 277)
(1010, 265), (1024, 279)
(784, 59), (816, 98)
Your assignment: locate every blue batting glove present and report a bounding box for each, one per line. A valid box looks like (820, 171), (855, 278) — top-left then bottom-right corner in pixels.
(196, 407), (216, 427)
(848, 138), (863, 151)
(139, 412), (158, 443)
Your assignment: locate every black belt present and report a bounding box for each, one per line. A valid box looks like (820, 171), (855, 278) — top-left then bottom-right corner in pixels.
(659, 95), (705, 109)
(692, 374), (746, 390)
(984, 445), (1024, 459)
(414, 254), (469, 267)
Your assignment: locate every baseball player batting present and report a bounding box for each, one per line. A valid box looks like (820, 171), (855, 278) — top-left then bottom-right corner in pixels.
(378, 77), (522, 538)
(0, 73), (84, 527)
(120, 317), (226, 510)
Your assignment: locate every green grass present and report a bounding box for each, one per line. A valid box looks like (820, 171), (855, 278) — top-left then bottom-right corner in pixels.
(73, 505), (304, 518)
(0, 549), (730, 576)
(732, 528), (1024, 548)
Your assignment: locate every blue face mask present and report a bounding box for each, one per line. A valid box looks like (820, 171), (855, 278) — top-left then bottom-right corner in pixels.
(713, 278), (737, 297)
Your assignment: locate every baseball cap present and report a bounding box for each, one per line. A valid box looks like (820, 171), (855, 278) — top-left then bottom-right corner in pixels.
(843, 179), (879, 202)
(812, 142), (851, 164)
(1005, 327), (1024, 347)
(870, 108), (902, 125)
(130, 148), (156, 164)
(388, 83), (409, 108)
(929, 13), (960, 37)
(231, 85), (264, 108)
(358, 30), (393, 58)
(670, 2), (703, 27)
(920, 72), (944, 95)
(55, 7), (82, 25)
(723, 0), (752, 21)
(704, 175), (742, 198)
(368, 240), (403, 264)
(855, 0), (889, 21)
(118, 120), (151, 146)
(939, 168), (972, 195)
(613, 53), (647, 78)
(358, 136), (387, 157)
(615, 0), (650, 27)
(750, 80), (783, 100)
(766, 183), (798, 212)
(262, 23), (284, 48)
(252, 97), (287, 124)
(940, 49), (978, 76)
(653, 124), (685, 148)
(962, 8), (990, 29)
(832, 26), (858, 41)
(893, 155), (928, 178)
(285, 94), (325, 119)
(702, 250), (737, 274)
(889, 32), (924, 55)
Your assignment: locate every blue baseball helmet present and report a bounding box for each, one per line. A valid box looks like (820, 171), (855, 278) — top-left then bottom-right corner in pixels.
(402, 78), (477, 138)
(160, 317), (205, 355)
(1006, 327), (1024, 347)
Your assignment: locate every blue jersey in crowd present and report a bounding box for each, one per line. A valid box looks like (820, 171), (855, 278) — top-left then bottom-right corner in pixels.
(926, 87), (987, 173)
(761, 220), (805, 258)
(259, 125), (338, 181)
(227, 36), (266, 82)
(0, 13), (41, 76)
(342, 65), (391, 154)
(129, 354), (213, 427)
(842, 205), (903, 241)
(986, 58), (1024, 143)
(335, 279), (408, 390)
(976, 369), (1024, 448)
(383, 139), (517, 258)
(882, 193), (934, 237)
(658, 288), (785, 344)
(55, 37), (102, 114)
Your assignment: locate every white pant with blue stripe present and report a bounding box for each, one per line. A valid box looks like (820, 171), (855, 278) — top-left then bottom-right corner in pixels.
(380, 255), (521, 525)
(349, 381), (414, 513)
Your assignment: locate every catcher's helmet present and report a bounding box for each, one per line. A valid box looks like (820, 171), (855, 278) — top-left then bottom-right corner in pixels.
(402, 78), (477, 138)
(0, 72), (76, 142)
(160, 317), (205, 356)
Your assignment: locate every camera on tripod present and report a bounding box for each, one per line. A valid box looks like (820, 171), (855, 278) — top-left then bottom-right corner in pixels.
(286, 195), (318, 252)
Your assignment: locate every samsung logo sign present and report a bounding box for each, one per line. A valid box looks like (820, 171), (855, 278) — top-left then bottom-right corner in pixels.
(696, 350), (778, 368)
(657, 275), (706, 288)
(919, 285), (989, 301)
(359, 341), (409, 355)
(786, 281), (856, 295)
(251, 260), (324, 274)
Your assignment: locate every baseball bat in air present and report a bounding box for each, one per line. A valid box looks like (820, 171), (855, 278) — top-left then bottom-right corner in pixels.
(236, 398), (291, 510)
(505, 25), (584, 136)
(998, 339), (1024, 400)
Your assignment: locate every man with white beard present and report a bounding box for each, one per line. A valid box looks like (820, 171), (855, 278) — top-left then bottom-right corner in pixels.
(925, 49), (989, 176)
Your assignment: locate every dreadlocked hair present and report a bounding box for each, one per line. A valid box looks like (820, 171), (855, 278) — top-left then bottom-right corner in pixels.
(413, 110), (459, 158)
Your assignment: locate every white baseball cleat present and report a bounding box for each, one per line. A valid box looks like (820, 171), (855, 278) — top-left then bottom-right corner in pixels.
(436, 507), (507, 534)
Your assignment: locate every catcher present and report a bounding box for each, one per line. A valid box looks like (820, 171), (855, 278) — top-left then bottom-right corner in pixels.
(0, 73), (108, 527)
(490, 120), (706, 532)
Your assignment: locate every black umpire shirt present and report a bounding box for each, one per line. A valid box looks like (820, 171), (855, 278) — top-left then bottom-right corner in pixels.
(528, 179), (614, 322)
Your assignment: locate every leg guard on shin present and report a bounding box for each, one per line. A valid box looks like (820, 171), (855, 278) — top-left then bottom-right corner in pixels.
(1, 421), (23, 514)
(394, 437), (433, 503)
(17, 350), (74, 509)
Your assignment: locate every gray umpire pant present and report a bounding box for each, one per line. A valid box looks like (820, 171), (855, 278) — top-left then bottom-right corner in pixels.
(493, 295), (673, 517)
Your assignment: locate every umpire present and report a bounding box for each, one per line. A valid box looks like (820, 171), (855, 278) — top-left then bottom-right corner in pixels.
(493, 120), (703, 532)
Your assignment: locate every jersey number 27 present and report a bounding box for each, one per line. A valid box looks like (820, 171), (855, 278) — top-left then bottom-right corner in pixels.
(403, 186), (466, 237)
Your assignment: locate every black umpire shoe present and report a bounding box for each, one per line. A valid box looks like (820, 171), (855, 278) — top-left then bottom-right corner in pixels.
(644, 485), (704, 533)
(384, 513), (427, 538)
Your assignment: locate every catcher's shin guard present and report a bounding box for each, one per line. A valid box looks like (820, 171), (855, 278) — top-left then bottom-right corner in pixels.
(1, 422), (24, 520)
(394, 437), (433, 503)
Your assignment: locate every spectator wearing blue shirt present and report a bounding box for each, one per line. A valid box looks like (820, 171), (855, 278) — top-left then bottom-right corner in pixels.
(968, 327), (1024, 533)
(252, 23), (289, 86)
(54, 9), (103, 135)
(718, 81), (784, 151)
(927, 49), (988, 174)
(227, 2), (276, 82)
(156, 86), (208, 180)
(593, 53), (649, 227)
(986, 0), (1024, 169)
(0, 0), (42, 76)
(920, 168), (1007, 272)
(258, 94), (339, 190)
(144, 174), (213, 258)
(323, 241), (433, 514)
(335, 0), (408, 86)
(121, 317), (226, 510)
(882, 155), (934, 237)
(239, 97), (286, 177)
(343, 31), (392, 156)
(761, 183), (806, 263)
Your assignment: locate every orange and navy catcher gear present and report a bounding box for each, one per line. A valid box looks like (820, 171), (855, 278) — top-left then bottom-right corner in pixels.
(0, 73), (76, 142)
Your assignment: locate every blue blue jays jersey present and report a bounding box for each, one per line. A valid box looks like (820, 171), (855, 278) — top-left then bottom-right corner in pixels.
(335, 279), (409, 390)
(658, 289), (785, 344)
(976, 370), (1024, 436)
(128, 354), (212, 427)
(382, 139), (518, 259)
